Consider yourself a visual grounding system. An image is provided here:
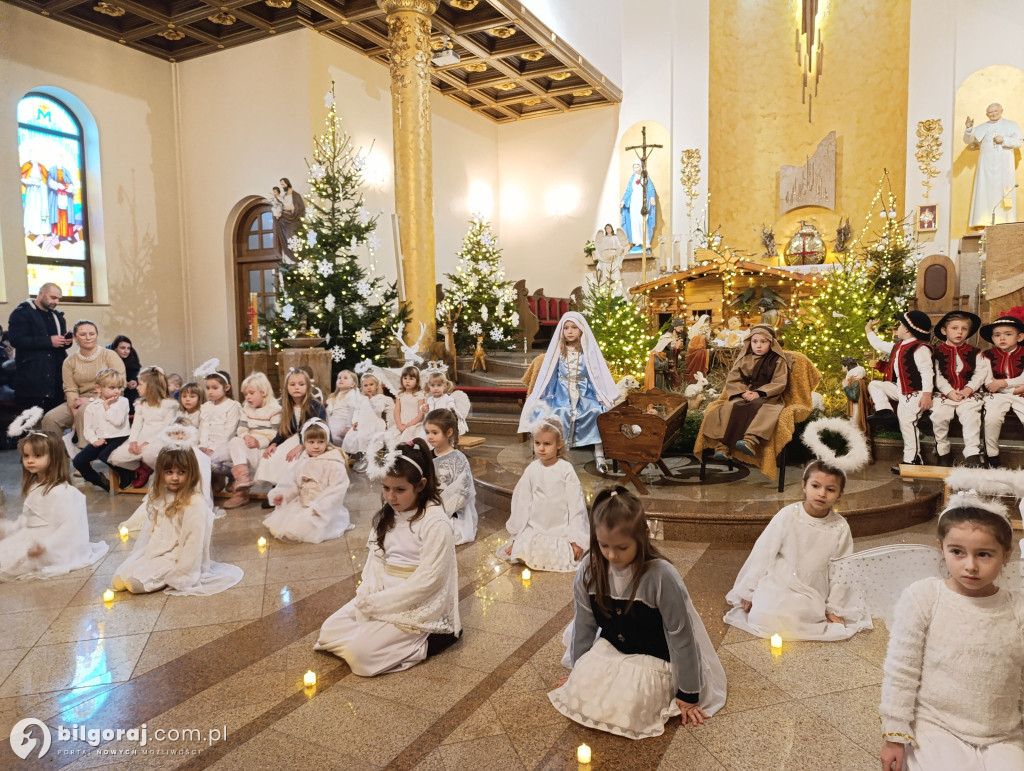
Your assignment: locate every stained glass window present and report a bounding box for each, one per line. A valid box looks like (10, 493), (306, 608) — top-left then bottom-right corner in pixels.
(18, 93), (92, 301)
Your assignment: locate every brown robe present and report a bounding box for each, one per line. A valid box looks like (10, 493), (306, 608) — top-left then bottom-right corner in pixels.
(684, 335), (709, 384)
(701, 338), (790, 446)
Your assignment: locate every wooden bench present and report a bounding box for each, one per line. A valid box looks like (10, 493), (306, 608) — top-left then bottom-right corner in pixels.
(597, 388), (688, 494)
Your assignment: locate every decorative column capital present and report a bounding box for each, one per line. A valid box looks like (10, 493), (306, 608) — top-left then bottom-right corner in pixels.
(380, 0), (437, 15)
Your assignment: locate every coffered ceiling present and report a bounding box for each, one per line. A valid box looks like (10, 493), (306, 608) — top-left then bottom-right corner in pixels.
(4, 0), (622, 122)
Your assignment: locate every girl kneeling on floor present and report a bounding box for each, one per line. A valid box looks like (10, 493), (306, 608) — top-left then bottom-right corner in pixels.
(549, 486), (726, 739)
(112, 447), (242, 596)
(315, 438), (460, 676)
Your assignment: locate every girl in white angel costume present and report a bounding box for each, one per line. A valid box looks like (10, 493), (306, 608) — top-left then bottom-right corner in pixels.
(518, 312), (619, 473)
(724, 418), (872, 641)
(112, 447), (242, 596)
(835, 472), (1024, 771)
(263, 419), (352, 543)
(0, 424), (108, 581)
(550, 486), (726, 739)
(315, 437), (460, 676)
(497, 414), (589, 572)
(342, 363), (396, 471)
(423, 407), (477, 545)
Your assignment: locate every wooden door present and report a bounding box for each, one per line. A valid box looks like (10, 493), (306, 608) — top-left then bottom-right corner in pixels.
(234, 203), (280, 378)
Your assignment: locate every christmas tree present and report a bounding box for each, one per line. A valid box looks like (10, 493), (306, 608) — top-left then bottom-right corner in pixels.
(786, 173), (917, 375)
(263, 84), (408, 374)
(437, 217), (520, 354)
(578, 277), (656, 381)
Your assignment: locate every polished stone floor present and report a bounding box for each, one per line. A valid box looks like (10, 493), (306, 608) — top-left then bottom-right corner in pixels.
(0, 439), (959, 770)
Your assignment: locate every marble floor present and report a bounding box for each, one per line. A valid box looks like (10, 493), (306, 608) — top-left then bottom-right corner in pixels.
(0, 439), (955, 770)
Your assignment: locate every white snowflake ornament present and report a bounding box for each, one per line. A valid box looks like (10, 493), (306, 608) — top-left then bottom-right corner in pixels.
(510, 311), (519, 326)
(287, 235), (303, 254)
(355, 329), (371, 345)
(324, 294), (336, 312)
(480, 305), (489, 321)
(306, 231), (318, 247)
(281, 303), (295, 321)
(490, 328), (504, 342)
(468, 322), (482, 336)
(310, 163), (326, 181)
(317, 259), (334, 277)
(352, 302), (365, 316)
(356, 281), (371, 296)
(297, 261), (315, 279)
(330, 346), (345, 363)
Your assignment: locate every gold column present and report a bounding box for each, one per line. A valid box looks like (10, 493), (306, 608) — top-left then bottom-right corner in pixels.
(382, 0), (438, 345)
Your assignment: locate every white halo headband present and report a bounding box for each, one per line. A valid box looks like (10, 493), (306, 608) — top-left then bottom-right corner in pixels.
(7, 406), (44, 438)
(943, 467), (1024, 526)
(158, 422), (199, 450)
(800, 417), (870, 475)
(192, 358), (221, 380)
(422, 359), (449, 379)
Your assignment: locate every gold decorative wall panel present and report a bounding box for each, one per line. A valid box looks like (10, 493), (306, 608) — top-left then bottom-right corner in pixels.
(709, 0), (910, 257)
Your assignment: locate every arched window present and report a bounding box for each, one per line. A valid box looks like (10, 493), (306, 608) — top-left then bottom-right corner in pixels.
(18, 92), (92, 302)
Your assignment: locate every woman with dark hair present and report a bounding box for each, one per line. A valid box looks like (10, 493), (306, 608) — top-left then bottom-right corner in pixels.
(109, 335), (141, 409)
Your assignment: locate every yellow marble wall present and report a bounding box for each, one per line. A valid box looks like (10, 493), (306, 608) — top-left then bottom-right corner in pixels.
(709, 0), (911, 258)
(951, 65), (1024, 237)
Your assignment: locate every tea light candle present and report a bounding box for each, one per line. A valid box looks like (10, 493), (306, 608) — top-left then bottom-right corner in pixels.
(577, 743), (591, 764)
(118, 526), (129, 540)
(770, 633), (782, 649)
(257, 536), (267, 550)
(303, 670), (316, 688)
(102, 589), (115, 603)
(521, 568), (531, 581)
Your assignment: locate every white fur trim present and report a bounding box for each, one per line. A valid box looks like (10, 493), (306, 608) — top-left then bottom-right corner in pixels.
(158, 423), (199, 449)
(946, 467), (1024, 497)
(365, 434), (402, 480)
(800, 417), (870, 474)
(940, 490), (1011, 525)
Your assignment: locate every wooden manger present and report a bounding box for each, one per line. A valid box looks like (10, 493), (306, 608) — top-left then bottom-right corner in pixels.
(597, 388), (688, 494)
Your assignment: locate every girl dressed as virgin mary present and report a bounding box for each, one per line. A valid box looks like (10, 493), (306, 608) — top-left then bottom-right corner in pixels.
(518, 312), (619, 473)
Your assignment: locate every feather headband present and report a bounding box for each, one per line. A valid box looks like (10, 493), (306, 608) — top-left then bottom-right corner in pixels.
(942, 467), (1024, 525)
(7, 406), (44, 438)
(365, 435), (423, 480)
(193, 358), (226, 382)
(800, 418), (870, 475)
(422, 359), (449, 379)
(158, 422), (199, 450)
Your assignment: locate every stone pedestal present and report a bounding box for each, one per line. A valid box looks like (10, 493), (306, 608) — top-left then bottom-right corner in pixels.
(242, 351), (279, 395)
(277, 348), (331, 397)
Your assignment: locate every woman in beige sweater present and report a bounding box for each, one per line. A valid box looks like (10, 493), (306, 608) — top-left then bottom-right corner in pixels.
(41, 320), (125, 444)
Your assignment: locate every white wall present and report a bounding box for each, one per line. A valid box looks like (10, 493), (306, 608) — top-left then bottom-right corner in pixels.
(177, 30), (499, 377)
(0, 4), (186, 372)
(905, 0), (1024, 257)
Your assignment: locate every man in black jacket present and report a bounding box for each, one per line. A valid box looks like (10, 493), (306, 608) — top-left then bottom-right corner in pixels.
(8, 283), (71, 411)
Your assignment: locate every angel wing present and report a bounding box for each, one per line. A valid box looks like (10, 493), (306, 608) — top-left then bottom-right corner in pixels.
(451, 389), (471, 420)
(375, 366), (403, 395)
(615, 228), (629, 253)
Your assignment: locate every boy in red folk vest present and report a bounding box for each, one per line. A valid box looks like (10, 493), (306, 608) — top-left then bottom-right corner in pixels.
(865, 311), (934, 474)
(929, 311), (987, 468)
(980, 307), (1024, 468)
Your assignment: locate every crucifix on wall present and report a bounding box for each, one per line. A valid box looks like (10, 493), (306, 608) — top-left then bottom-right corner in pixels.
(623, 126), (662, 281)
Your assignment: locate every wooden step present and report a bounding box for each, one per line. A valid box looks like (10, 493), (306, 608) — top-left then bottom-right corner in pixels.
(467, 413), (522, 436)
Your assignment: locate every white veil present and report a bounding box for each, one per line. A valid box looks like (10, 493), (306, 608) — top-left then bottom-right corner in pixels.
(517, 311), (619, 433)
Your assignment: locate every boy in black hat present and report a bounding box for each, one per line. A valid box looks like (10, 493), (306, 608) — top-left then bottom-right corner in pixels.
(930, 311), (986, 467)
(865, 311), (934, 473)
(980, 307), (1024, 468)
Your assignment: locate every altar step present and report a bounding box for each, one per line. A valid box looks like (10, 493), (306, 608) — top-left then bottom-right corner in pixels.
(455, 351), (536, 380)
(467, 412), (521, 437)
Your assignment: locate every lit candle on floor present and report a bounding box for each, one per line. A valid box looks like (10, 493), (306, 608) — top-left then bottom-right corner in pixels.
(118, 526), (129, 540)
(257, 536), (267, 550)
(770, 633), (782, 649)
(303, 670), (317, 688)
(102, 589), (115, 603)
(521, 568), (531, 582)
(577, 743), (591, 764)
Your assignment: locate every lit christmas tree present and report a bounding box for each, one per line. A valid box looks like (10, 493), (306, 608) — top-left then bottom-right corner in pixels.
(578, 277), (657, 381)
(263, 84), (408, 373)
(786, 172), (918, 375)
(437, 217), (519, 354)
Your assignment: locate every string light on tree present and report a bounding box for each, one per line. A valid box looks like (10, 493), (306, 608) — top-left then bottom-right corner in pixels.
(579, 277), (657, 381)
(262, 82), (408, 373)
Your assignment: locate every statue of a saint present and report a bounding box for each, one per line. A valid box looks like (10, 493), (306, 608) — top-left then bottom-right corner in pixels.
(963, 103), (1023, 227)
(620, 161), (656, 252)
(274, 177), (306, 260)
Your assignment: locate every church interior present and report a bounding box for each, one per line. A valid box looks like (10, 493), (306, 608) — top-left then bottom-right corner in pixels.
(2, 0), (1024, 768)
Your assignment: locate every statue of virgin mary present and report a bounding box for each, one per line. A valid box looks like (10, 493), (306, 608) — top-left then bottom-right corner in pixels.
(620, 161), (656, 252)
